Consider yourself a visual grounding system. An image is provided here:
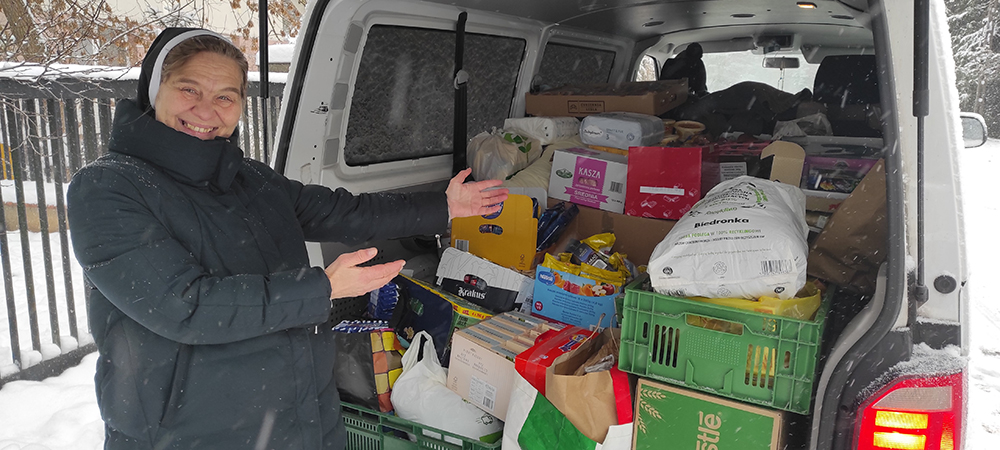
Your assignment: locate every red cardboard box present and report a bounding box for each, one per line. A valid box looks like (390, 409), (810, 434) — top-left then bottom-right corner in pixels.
(625, 146), (704, 220)
(626, 142), (804, 220)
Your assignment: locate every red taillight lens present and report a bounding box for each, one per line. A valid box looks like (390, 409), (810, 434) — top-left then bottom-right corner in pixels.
(856, 372), (964, 450)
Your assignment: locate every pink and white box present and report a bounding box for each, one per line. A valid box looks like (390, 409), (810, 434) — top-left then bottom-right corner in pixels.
(548, 147), (628, 214)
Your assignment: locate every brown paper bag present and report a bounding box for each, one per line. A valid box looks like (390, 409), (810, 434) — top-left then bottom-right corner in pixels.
(807, 159), (886, 294)
(545, 328), (621, 443)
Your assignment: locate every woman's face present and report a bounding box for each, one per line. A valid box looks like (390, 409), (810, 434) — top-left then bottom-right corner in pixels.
(154, 51), (244, 140)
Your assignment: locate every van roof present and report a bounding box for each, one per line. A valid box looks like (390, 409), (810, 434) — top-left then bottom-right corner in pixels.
(421, 0), (874, 62)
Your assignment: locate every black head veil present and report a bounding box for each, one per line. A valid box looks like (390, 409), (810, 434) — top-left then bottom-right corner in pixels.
(135, 28), (229, 112)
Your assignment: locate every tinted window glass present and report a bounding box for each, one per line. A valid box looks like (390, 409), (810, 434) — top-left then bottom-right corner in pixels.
(536, 43), (614, 90)
(345, 25), (524, 166)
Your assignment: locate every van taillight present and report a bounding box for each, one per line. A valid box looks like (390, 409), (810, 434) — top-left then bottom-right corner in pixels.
(856, 372), (964, 450)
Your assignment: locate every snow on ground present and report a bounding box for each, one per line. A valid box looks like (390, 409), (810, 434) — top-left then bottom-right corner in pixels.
(0, 190), (89, 377)
(0, 142), (1000, 448)
(959, 140), (1000, 442)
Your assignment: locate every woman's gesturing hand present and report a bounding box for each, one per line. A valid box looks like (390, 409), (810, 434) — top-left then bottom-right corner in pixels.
(446, 168), (509, 220)
(324, 248), (404, 299)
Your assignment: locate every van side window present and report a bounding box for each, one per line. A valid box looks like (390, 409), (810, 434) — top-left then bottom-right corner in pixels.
(536, 43), (615, 89)
(345, 25), (525, 166)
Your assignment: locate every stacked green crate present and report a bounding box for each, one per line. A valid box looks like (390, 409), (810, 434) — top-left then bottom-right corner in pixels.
(619, 274), (830, 414)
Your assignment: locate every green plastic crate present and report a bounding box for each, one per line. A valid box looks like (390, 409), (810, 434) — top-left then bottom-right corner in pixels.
(618, 274), (831, 414)
(341, 402), (502, 450)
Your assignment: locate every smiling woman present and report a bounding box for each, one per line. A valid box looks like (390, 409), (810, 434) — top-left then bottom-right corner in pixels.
(64, 27), (507, 450)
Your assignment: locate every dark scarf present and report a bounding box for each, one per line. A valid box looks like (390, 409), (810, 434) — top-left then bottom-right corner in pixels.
(108, 99), (245, 191)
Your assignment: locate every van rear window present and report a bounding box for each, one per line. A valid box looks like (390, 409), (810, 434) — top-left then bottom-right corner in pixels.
(345, 25), (525, 166)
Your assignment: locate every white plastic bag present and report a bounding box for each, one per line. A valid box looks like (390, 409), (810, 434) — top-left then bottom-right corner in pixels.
(772, 112), (833, 139)
(390, 331), (503, 445)
(647, 176), (808, 300)
(467, 128), (542, 181)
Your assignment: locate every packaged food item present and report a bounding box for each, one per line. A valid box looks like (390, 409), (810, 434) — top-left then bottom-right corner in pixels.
(579, 112), (665, 151)
(366, 283), (399, 321)
(548, 147), (628, 214)
(536, 203), (579, 251)
(647, 176), (808, 300)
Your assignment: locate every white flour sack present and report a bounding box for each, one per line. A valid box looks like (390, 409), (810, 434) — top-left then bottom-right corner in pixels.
(648, 176), (808, 300)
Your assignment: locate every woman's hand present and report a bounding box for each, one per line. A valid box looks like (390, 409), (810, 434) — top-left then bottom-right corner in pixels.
(446, 168), (509, 220)
(324, 248), (404, 299)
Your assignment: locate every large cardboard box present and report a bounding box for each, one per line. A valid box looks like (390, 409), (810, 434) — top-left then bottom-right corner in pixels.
(549, 147), (628, 214)
(633, 379), (787, 450)
(525, 80), (688, 117)
(446, 312), (567, 420)
(436, 247), (534, 313)
(544, 198), (676, 267)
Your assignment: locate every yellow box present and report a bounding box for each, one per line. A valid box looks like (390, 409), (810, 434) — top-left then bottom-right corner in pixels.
(451, 193), (539, 271)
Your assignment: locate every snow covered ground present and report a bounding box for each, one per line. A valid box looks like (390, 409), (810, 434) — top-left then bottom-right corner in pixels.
(0, 142), (999, 449)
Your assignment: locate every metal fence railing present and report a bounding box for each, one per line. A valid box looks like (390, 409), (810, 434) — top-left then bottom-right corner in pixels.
(0, 76), (282, 387)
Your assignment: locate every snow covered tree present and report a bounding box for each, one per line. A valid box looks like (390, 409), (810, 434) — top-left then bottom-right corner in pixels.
(946, 0), (1000, 136)
(0, 0), (306, 71)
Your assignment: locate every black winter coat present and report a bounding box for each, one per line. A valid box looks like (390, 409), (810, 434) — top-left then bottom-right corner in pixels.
(67, 99), (449, 449)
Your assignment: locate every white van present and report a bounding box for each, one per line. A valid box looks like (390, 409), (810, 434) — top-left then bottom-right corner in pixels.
(274, 1), (975, 449)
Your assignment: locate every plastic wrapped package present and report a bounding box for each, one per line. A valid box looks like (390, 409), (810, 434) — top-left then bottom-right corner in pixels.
(502, 136), (587, 189)
(579, 112), (665, 150)
(467, 128), (542, 181)
(504, 117), (580, 145)
(647, 176), (808, 300)
(502, 145), (554, 189)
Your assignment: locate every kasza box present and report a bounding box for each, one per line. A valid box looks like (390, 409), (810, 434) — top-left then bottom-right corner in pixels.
(549, 147), (627, 214)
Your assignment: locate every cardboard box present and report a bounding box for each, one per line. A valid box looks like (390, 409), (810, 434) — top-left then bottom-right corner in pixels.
(549, 147), (628, 214)
(544, 198), (676, 267)
(633, 379), (786, 450)
(446, 313), (566, 420)
(625, 141), (806, 220)
(701, 141), (774, 191)
(625, 146), (705, 220)
(532, 265), (620, 330)
(451, 192), (540, 272)
(802, 155), (880, 193)
(803, 189), (851, 213)
(436, 247), (534, 313)
(525, 80), (688, 117)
